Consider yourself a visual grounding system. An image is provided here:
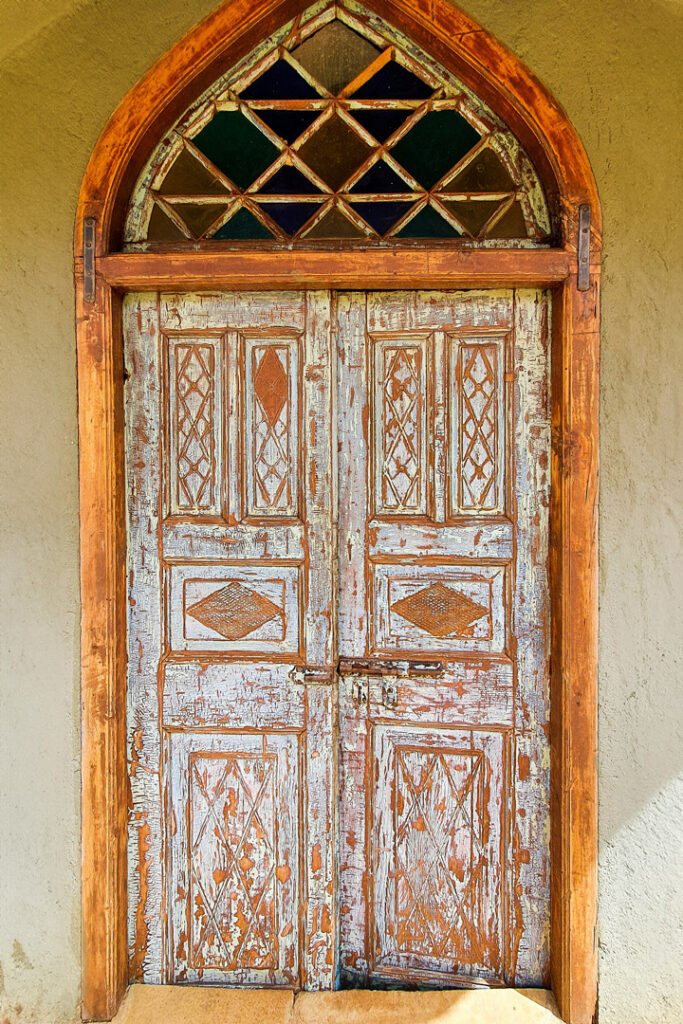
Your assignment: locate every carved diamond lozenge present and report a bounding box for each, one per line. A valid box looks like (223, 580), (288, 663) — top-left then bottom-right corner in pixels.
(392, 582), (487, 637)
(187, 582), (283, 640)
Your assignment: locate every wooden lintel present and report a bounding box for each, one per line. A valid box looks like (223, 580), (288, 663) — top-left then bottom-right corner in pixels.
(95, 247), (572, 291)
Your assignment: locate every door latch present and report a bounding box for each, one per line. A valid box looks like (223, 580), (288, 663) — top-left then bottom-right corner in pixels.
(337, 657), (444, 678)
(381, 681), (398, 709)
(288, 666), (334, 686)
(351, 680), (368, 707)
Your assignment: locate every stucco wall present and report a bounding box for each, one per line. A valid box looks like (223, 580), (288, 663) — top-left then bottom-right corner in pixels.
(1, 1), (681, 1022)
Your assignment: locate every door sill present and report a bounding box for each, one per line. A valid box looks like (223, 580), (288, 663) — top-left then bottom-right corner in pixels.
(107, 984), (561, 1024)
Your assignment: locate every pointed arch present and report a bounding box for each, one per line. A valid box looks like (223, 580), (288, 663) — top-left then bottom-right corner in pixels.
(75, 3), (600, 1023)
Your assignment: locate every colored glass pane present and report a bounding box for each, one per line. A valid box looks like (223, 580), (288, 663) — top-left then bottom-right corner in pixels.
(158, 148), (230, 195)
(304, 206), (367, 238)
(349, 107), (412, 144)
(444, 147), (515, 193)
(293, 21), (380, 94)
(351, 60), (433, 99)
(241, 60), (319, 100)
(487, 201), (529, 238)
(391, 111), (480, 189)
(350, 200), (415, 235)
(395, 204), (461, 238)
(258, 201), (321, 234)
(259, 165), (321, 194)
(173, 202), (229, 238)
(211, 206), (274, 239)
(297, 114), (373, 191)
(192, 112), (280, 190)
(146, 203), (187, 241)
(254, 109), (320, 144)
(442, 199), (505, 236)
(349, 159), (410, 194)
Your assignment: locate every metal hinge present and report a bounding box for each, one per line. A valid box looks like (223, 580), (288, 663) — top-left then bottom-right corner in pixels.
(83, 218), (96, 303)
(577, 204), (591, 291)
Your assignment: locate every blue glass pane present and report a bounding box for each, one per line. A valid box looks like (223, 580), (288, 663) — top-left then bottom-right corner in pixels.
(350, 200), (415, 235)
(351, 60), (433, 100)
(255, 109), (320, 144)
(259, 201), (321, 234)
(349, 108), (411, 144)
(241, 60), (319, 100)
(259, 165), (321, 194)
(349, 160), (410, 194)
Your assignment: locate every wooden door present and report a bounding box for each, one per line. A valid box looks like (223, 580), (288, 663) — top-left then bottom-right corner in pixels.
(125, 287), (550, 991)
(336, 290), (550, 988)
(124, 291), (336, 988)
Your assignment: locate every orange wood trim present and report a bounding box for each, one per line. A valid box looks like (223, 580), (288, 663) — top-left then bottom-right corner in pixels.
(95, 247), (574, 291)
(77, 277), (128, 1021)
(74, 2), (601, 1022)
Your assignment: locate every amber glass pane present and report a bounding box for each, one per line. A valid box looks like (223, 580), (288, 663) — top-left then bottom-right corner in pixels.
(172, 203), (228, 238)
(211, 206), (274, 239)
(260, 165), (321, 194)
(192, 112), (279, 190)
(351, 60), (433, 99)
(304, 206), (367, 238)
(293, 21), (379, 94)
(158, 148), (230, 195)
(444, 147), (515, 193)
(146, 203), (187, 241)
(443, 199), (505, 236)
(350, 199), (415, 235)
(391, 111), (480, 189)
(349, 108), (411, 144)
(487, 201), (529, 239)
(297, 114), (373, 191)
(349, 160), (410, 194)
(395, 204), (461, 238)
(255, 109), (320, 144)
(241, 60), (318, 100)
(258, 200), (321, 235)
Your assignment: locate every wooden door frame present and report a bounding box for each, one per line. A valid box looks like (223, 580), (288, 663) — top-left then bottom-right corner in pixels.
(74, 2), (601, 1021)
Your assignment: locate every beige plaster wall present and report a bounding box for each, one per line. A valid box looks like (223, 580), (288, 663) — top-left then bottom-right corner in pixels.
(1, 1), (681, 1022)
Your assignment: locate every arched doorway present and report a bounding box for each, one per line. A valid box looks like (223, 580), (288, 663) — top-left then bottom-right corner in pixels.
(75, 3), (600, 1022)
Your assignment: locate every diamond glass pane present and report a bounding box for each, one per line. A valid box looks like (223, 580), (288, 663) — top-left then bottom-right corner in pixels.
(390, 110), (481, 189)
(241, 59), (319, 100)
(351, 60), (433, 100)
(293, 20), (380, 94)
(297, 113), (373, 191)
(211, 206), (274, 239)
(395, 204), (461, 238)
(158, 148), (230, 195)
(192, 111), (280, 190)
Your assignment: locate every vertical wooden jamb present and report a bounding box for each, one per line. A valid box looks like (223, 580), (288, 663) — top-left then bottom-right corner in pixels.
(550, 258), (600, 1024)
(78, 256), (128, 1021)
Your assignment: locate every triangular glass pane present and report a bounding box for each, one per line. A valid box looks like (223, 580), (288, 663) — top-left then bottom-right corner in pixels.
(304, 206), (366, 238)
(158, 148), (230, 195)
(259, 164), (321, 195)
(146, 203), (187, 242)
(297, 113), (373, 191)
(351, 60), (433, 100)
(173, 202), (229, 238)
(255, 109), (320, 144)
(350, 200), (415, 236)
(444, 147), (515, 193)
(293, 20), (380, 95)
(486, 201), (529, 239)
(391, 110), (480, 189)
(212, 206), (274, 239)
(442, 199), (504, 236)
(241, 60), (319, 100)
(349, 107), (412, 144)
(395, 204), (461, 238)
(192, 112), (280, 190)
(258, 201), (321, 235)
(349, 159), (411, 194)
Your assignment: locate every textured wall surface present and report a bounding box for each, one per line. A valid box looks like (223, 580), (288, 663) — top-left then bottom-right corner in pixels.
(0, 1), (681, 1022)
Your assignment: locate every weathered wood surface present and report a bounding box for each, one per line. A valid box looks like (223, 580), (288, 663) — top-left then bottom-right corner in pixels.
(336, 289), (551, 987)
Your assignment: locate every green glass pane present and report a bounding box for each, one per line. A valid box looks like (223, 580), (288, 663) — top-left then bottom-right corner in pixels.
(304, 206), (366, 238)
(442, 199), (504, 237)
(391, 111), (480, 189)
(395, 204), (461, 238)
(293, 20), (380, 95)
(146, 203), (186, 242)
(173, 202), (229, 238)
(191, 112), (279, 190)
(211, 207), (274, 239)
(297, 114), (373, 191)
(487, 201), (529, 239)
(444, 147), (515, 193)
(158, 148), (230, 196)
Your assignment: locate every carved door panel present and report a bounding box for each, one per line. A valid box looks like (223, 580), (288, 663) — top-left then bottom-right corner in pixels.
(337, 290), (550, 987)
(124, 292), (335, 987)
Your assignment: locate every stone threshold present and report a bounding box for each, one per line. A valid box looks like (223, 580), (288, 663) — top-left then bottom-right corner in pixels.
(110, 984), (562, 1024)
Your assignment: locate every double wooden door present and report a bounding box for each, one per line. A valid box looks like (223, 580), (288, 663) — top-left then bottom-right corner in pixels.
(125, 289), (551, 991)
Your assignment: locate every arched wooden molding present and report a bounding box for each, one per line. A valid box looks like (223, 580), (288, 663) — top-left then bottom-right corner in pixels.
(75, 2), (600, 1023)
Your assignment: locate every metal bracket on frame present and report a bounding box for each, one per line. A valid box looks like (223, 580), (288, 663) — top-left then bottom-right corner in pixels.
(83, 218), (96, 303)
(578, 204), (591, 291)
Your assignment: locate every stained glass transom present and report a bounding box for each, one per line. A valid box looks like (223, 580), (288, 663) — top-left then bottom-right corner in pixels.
(125, 1), (550, 246)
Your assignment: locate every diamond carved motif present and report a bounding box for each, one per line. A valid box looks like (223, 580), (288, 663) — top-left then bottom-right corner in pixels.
(254, 348), (288, 427)
(187, 581), (283, 640)
(392, 582), (487, 637)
